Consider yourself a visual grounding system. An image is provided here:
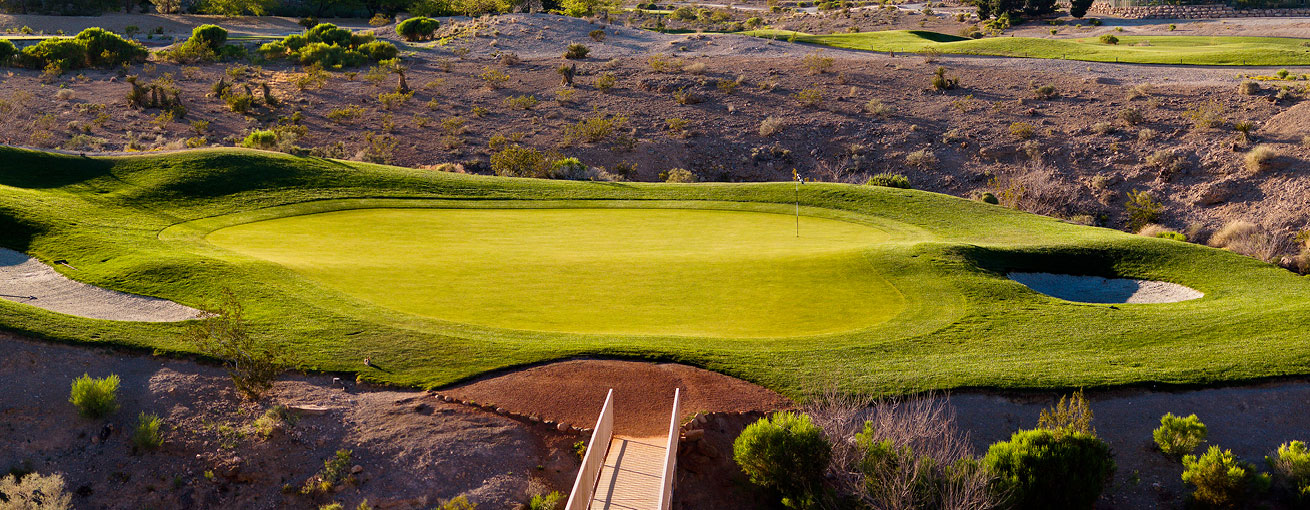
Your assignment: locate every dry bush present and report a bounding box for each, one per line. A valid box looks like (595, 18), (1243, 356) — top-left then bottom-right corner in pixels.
(1238, 80), (1260, 95)
(0, 472), (73, 509)
(759, 116), (785, 137)
(684, 62), (707, 75)
(1210, 220), (1291, 263)
(988, 165), (1077, 217)
(804, 388), (996, 510)
(1137, 224), (1170, 237)
(1244, 145), (1277, 173)
(906, 149), (938, 169)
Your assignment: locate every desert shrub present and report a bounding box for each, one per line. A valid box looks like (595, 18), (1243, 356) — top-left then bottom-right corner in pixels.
(503, 94), (538, 110)
(983, 428), (1114, 510)
(759, 116), (785, 136)
(1092, 121), (1117, 135)
(1037, 389), (1095, 436)
(20, 28), (146, 71)
(396, 17), (440, 41)
(733, 411), (831, 510)
(183, 289), (290, 401)
(302, 449), (354, 495)
(1239, 80), (1260, 95)
(672, 87), (701, 105)
(866, 173), (910, 189)
(491, 145), (551, 178)
(1270, 441), (1310, 504)
(905, 150), (937, 169)
(547, 157), (604, 181)
(0, 39), (16, 65)
(359, 41), (398, 61)
(261, 24), (393, 69)
(930, 67), (959, 91)
(1209, 220), (1290, 263)
(435, 496), (476, 510)
(478, 67), (509, 88)
(564, 43), (590, 59)
(1139, 224), (1187, 241)
(595, 72), (616, 91)
(1182, 446), (1270, 508)
(529, 491), (564, 510)
(562, 112), (627, 145)
(663, 168), (698, 183)
(802, 50), (834, 74)
(864, 98), (891, 117)
(254, 405), (299, 438)
(132, 412), (165, 450)
(69, 373), (120, 418)
(1009, 122), (1035, 140)
(191, 24), (228, 50)
(1153, 413), (1206, 459)
(0, 472), (72, 510)
(1186, 101), (1226, 130)
(1244, 145), (1277, 173)
(1119, 107), (1144, 125)
(241, 129), (278, 149)
(1210, 221), (1261, 249)
(1099, 34), (1118, 45)
(792, 88), (823, 107)
(978, 191), (999, 204)
(1124, 189), (1162, 232)
(1031, 83), (1057, 99)
(1145, 149), (1186, 174)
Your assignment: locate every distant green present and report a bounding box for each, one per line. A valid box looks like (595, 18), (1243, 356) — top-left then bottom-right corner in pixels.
(1, 147), (1309, 397)
(743, 29), (1310, 65)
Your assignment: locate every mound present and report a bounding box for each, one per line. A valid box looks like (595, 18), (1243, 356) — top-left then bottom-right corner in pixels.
(440, 359), (794, 436)
(1008, 272), (1203, 304)
(1260, 100), (1310, 141)
(0, 248), (202, 322)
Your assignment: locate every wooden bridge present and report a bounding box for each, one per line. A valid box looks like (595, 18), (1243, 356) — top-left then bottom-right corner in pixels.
(566, 389), (682, 510)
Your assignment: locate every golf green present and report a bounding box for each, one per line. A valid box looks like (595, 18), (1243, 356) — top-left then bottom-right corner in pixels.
(205, 207), (903, 337)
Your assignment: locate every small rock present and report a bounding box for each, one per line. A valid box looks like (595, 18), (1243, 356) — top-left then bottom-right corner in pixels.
(351, 465), (363, 474)
(684, 429), (705, 441)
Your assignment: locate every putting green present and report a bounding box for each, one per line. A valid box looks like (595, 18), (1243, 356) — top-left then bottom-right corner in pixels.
(205, 207), (903, 337)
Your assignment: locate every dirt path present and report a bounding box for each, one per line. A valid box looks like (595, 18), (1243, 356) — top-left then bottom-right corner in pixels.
(0, 332), (577, 510)
(441, 359), (794, 436)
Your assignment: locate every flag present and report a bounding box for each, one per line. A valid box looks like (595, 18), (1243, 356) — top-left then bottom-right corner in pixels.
(792, 169), (805, 184)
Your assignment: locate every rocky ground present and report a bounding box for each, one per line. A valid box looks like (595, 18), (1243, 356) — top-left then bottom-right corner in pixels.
(1, 12), (1307, 257)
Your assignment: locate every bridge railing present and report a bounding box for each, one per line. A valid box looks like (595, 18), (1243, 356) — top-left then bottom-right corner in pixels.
(656, 388), (682, 510)
(565, 388), (615, 510)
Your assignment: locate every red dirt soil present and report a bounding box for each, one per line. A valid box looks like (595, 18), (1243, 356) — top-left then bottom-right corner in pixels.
(441, 359), (795, 436)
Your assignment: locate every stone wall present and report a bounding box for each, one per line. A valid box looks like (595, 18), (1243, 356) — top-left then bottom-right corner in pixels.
(1088, 2), (1310, 18)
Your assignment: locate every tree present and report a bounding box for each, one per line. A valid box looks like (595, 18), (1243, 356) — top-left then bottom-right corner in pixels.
(183, 289), (291, 400)
(1069, 0), (1092, 18)
(733, 412), (832, 509)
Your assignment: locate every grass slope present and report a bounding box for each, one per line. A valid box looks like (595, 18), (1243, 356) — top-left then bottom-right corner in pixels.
(1, 146), (1308, 397)
(745, 29), (1310, 65)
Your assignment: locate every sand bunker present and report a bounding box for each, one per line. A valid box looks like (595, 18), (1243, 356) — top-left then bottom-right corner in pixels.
(0, 248), (202, 322)
(1008, 272), (1203, 304)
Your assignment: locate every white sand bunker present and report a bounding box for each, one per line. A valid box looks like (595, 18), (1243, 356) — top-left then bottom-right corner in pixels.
(1008, 272), (1203, 304)
(0, 248), (203, 322)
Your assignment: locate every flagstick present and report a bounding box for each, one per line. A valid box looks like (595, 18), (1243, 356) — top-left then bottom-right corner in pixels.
(794, 177), (800, 238)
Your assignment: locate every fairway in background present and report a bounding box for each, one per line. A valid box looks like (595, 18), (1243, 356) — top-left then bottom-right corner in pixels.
(207, 208), (904, 337)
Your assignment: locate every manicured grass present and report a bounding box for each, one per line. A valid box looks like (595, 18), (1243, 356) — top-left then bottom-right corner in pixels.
(206, 207), (902, 337)
(1, 147), (1309, 398)
(743, 29), (1310, 65)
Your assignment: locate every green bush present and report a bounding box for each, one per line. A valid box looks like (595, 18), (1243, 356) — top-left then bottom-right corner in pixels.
(982, 428), (1114, 510)
(1270, 440), (1310, 504)
(733, 411), (831, 510)
(132, 412), (165, 450)
(1182, 446), (1270, 508)
(262, 24), (394, 69)
(0, 39), (16, 65)
(491, 145), (551, 178)
(242, 130), (278, 149)
(396, 16), (440, 41)
(1099, 34), (1119, 45)
(1155, 231), (1187, 242)
(1125, 189), (1162, 232)
(528, 490), (564, 510)
(866, 173), (910, 189)
(19, 28), (146, 70)
(190, 24), (228, 50)
(564, 43), (590, 59)
(69, 373), (120, 419)
(1153, 413), (1206, 458)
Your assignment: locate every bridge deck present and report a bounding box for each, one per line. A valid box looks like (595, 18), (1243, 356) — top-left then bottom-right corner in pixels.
(589, 436), (667, 510)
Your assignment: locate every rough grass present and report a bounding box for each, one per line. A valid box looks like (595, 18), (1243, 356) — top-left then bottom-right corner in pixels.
(743, 30), (1310, 66)
(2, 147), (1310, 398)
